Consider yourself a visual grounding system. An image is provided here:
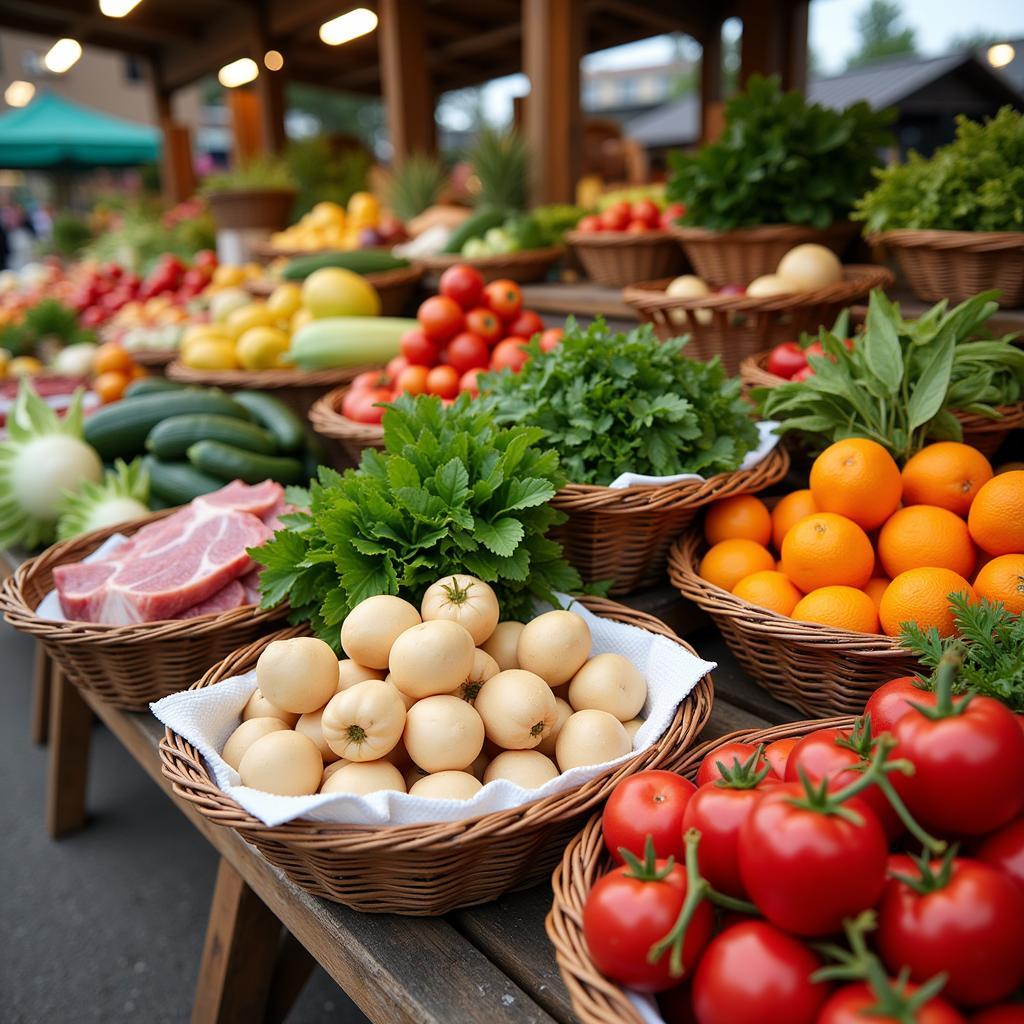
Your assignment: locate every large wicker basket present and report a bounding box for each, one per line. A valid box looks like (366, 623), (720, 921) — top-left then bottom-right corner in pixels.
(869, 229), (1024, 307)
(0, 510), (287, 712)
(308, 383), (385, 466)
(418, 246), (563, 284)
(551, 445), (789, 596)
(246, 264), (424, 317)
(624, 266), (892, 375)
(672, 222), (859, 285)
(546, 718), (853, 1024)
(159, 597), (714, 915)
(668, 530), (917, 717)
(565, 231), (687, 288)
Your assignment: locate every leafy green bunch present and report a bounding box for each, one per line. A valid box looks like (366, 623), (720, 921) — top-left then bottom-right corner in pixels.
(480, 318), (759, 485)
(0, 299), (94, 356)
(251, 394), (582, 646)
(855, 106), (1024, 233)
(757, 290), (1024, 462)
(667, 75), (894, 231)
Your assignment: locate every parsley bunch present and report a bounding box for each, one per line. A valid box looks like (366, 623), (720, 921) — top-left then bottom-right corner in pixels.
(480, 318), (759, 486)
(251, 394), (582, 646)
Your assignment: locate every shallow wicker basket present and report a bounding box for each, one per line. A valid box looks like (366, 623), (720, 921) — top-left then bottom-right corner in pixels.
(246, 264), (424, 317)
(129, 349), (176, 369)
(668, 529), (918, 717)
(418, 246), (564, 284)
(0, 510), (287, 712)
(158, 597), (714, 915)
(308, 383), (385, 466)
(672, 222), (859, 285)
(546, 717), (853, 1024)
(623, 266), (893, 375)
(869, 229), (1024, 308)
(565, 231), (687, 288)
(551, 445), (789, 596)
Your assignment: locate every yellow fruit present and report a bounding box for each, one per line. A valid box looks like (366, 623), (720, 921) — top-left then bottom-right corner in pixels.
(347, 191), (379, 225)
(309, 201), (346, 227)
(182, 323), (232, 348)
(8, 355), (43, 376)
(0, 348), (9, 378)
(292, 308), (314, 333)
(301, 267), (381, 318)
(267, 282), (302, 320)
(237, 326), (291, 371)
(212, 264), (245, 288)
(224, 302), (275, 340)
(182, 337), (239, 371)
(209, 287), (252, 324)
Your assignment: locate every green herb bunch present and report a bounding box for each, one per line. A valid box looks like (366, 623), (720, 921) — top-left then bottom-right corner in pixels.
(480, 318), (759, 485)
(251, 394), (582, 646)
(757, 290), (1024, 462)
(855, 106), (1024, 233)
(667, 75), (894, 231)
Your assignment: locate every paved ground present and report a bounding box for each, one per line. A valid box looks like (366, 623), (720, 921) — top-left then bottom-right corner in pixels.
(0, 621), (364, 1023)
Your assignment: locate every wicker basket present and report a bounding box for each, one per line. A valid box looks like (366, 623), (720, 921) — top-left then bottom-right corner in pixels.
(546, 718), (853, 1024)
(551, 445), (790, 596)
(158, 597), (714, 915)
(672, 222), (859, 286)
(624, 266), (892, 375)
(668, 529), (917, 717)
(565, 231), (687, 288)
(129, 349), (176, 369)
(418, 246), (564, 284)
(0, 510), (287, 712)
(869, 229), (1024, 307)
(245, 264), (424, 317)
(307, 383), (385, 466)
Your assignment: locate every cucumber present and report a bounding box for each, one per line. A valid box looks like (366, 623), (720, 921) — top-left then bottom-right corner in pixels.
(187, 441), (305, 486)
(84, 390), (252, 461)
(288, 317), (416, 370)
(147, 414), (277, 460)
(281, 250), (409, 281)
(123, 377), (188, 399)
(143, 455), (226, 505)
(443, 206), (508, 254)
(231, 391), (306, 453)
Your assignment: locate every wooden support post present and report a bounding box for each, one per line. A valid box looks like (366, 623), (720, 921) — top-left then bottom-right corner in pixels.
(700, 19), (725, 142)
(737, 0), (809, 93)
(46, 667), (93, 838)
(30, 643), (52, 746)
(522, 0), (584, 206)
(378, 0), (436, 163)
(254, 68), (286, 154)
(263, 933), (317, 1024)
(781, 0), (810, 92)
(153, 84), (197, 203)
(228, 89), (264, 165)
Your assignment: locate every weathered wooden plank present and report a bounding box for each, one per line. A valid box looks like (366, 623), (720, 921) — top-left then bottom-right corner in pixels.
(618, 585), (709, 639)
(31, 642), (51, 746)
(262, 933), (317, 1024)
(46, 668), (93, 838)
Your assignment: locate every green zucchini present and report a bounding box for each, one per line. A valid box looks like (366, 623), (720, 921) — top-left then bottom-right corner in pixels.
(187, 441), (305, 486)
(143, 455), (226, 506)
(443, 206), (508, 254)
(281, 250), (409, 281)
(123, 377), (188, 399)
(231, 391), (305, 452)
(288, 317), (414, 370)
(84, 390), (252, 461)
(147, 415), (277, 460)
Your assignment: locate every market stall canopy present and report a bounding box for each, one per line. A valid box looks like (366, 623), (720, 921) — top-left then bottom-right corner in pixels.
(0, 93), (161, 169)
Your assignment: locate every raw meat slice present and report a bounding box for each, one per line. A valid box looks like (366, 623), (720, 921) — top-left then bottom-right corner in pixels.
(239, 569), (262, 605)
(196, 479), (284, 518)
(176, 579), (246, 619)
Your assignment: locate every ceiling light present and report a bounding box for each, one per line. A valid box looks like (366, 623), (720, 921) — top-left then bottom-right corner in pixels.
(218, 57), (259, 89)
(99, 0), (143, 16)
(319, 8), (377, 46)
(987, 43), (1015, 68)
(4, 80), (35, 107)
(44, 37), (83, 73)
(264, 49), (284, 71)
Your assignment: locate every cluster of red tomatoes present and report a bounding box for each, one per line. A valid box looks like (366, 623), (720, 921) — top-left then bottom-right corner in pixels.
(576, 199), (685, 234)
(766, 336), (856, 382)
(583, 666), (1024, 1024)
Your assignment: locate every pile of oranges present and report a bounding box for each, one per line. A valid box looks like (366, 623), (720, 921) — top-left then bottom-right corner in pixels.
(698, 438), (1024, 637)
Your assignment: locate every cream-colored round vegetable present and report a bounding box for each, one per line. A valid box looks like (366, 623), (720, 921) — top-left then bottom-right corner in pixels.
(420, 574), (499, 645)
(474, 669), (558, 749)
(776, 243), (842, 291)
(340, 595), (421, 669)
(623, 718), (645, 744)
(321, 679), (406, 761)
(665, 274), (710, 299)
(221, 717), (288, 771)
(517, 610), (591, 686)
(450, 649), (500, 704)
(535, 697), (573, 758)
(556, 709), (631, 772)
(746, 273), (795, 298)
(469, 751), (489, 781)
(383, 675), (416, 710)
(337, 659), (385, 691)
(238, 730), (322, 795)
(321, 758), (350, 786)
(241, 689), (298, 727)
(388, 619), (476, 699)
(403, 695), (484, 772)
(320, 760), (406, 796)
(484, 750), (559, 789)
(256, 636), (338, 714)
(409, 771), (482, 801)
(295, 706), (340, 763)
(481, 621), (524, 670)
(568, 653), (647, 722)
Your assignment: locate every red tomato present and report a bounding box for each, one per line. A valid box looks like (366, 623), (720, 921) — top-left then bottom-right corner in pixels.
(386, 355), (409, 380)
(791, 365), (815, 382)
(577, 214), (603, 233)
(490, 337), (530, 373)
(817, 982), (965, 1024)
(465, 307), (503, 344)
(739, 782), (889, 936)
(865, 676), (929, 735)
(602, 770), (697, 864)
(660, 202), (685, 229)
(507, 310), (544, 340)
(395, 364), (429, 396)
(763, 737), (797, 778)
(600, 202), (631, 232)
(975, 817), (1024, 895)
(483, 279), (523, 320)
(626, 219), (650, 233)
(343, 386), (391, 424)
(351, 369), (390, 391)
(417, 295), (464, 343)
(538, 327), (563, 352)
(691, 921), (826, 1024)
(877, 855), (1024, 1006)
(765, 342), (807, 379)
(458, 367), (485, 396)
(425, 365), (460, 399)
(696, 742), (771, 787)
(400, 328), (440, 367)
(194, 249), (218, 271)
(438, 263), (485, 310)
(972, 1008), (1024, 1024)
(582, 859), (712, 992)
(446, 331), (490, 374)
(631, 198), (660, 227)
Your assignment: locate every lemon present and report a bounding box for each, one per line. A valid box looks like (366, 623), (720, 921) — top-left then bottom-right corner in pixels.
(225, 302), (276, 340)
(182, 323), (233, 349)
(347, 191), (379, 225)
(266, 283), (302, 320)
(182, 338), (239, 370)
(237, 326), (291, 370)
(212, 264), (245, 288)
(209, 287), (252, 324)
(301, 267), (381, 318)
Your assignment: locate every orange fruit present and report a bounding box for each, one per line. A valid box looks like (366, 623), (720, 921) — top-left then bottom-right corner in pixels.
(699, 539), (775, 592)
(974, 554), (1024, 615)
(731, 570), (803, 616)
(809, 438), (902, 530)
(770, 489), (818, 551)
(780, 513), (875, 592)
(93, 370), (130, 404)
(968, 471), (1024, 555)
(876, 505), (976, 579)
(792, 586), (880, 633)
(878, 567), (976, 638)
(704, 495), (772, 546)
(864, 577), (890, 611)
(93, 341), (134, 375)
(900, 442), (993, 517)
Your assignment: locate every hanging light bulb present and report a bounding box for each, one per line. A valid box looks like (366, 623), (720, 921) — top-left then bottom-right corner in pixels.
(218, 58), (259, 89)
(319, 8), (378, 46)
(44, 38), (83, 74)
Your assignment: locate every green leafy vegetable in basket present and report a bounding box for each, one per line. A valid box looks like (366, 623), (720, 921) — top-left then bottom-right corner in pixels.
(667, 75), (893, 231)
(251, 393), (583, 646)
(480, 318), (759, 486)
(855, 106), (1024, 233)
(757, 290), (1024, 462)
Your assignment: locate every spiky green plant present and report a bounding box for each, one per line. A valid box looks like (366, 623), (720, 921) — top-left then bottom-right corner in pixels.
(388, 153), (448, 222)
(56, 458), (150, 541)
(469, 128), (528, 212)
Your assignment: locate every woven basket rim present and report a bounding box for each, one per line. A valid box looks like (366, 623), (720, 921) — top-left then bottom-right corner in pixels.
(868, 228), (1024, 251)
(166, 361), (371, 389)
(246, 263), (424, 297)
(564, 230), (680, 248)
(308, 383), (386, 444)
(672, 222), (858, 243)
(129, 349), (176, 367)
(417, 245), (564, 271)
(158, 595), (715, 848)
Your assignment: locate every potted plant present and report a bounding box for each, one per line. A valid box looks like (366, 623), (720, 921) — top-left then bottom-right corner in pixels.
(201, 157), (296, 235)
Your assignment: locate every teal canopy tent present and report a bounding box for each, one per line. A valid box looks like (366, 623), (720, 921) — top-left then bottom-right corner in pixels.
(0, 92), (161, 168)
